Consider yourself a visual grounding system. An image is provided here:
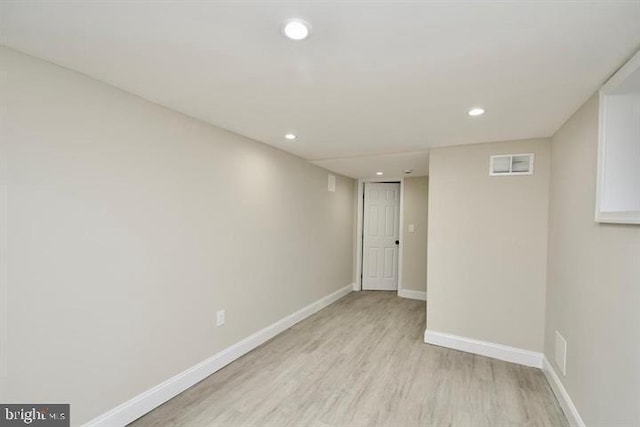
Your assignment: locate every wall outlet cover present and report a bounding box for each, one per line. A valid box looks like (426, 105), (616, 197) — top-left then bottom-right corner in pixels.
(216, 310), (225, 327)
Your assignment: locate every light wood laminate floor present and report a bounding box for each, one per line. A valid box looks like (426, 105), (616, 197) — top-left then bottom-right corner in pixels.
(131, 291), (568, 427)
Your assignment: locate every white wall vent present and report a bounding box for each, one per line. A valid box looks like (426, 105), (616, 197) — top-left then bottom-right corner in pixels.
(555, 330), (567, 376)
(489, 153), (534, 176)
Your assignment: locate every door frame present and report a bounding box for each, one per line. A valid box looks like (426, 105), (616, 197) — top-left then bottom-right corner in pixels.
(355, 177), (405, 294)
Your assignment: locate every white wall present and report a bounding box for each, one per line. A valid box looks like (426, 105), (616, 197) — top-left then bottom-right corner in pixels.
(426, 138), (550, 352)
(545, 94), (640, 425)
(0, 47), (355, 425)
(401, 176), (428, 293)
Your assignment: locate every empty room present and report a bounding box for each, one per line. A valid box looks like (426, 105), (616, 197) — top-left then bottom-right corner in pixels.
(1, 1), (639, 426)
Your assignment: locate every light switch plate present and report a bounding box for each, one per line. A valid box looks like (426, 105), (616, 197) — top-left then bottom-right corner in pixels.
(408, 224), (415, 233)
(328, 174), (336, 192)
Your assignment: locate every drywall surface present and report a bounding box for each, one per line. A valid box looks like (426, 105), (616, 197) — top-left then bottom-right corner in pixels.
(401, 176), (428, 293)
(0, 47), (355, 424)
(545, 94), (640, 425)
(426, 138), (550, 352)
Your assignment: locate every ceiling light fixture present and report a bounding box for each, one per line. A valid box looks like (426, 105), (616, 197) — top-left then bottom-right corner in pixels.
(468, 107), (485, 117)
(285, 133), (296, 140)
(376, 172), (383, 176)
(283, 19), (311, 40)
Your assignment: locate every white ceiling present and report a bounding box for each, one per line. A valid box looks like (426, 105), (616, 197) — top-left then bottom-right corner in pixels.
(1, 1), (639, 178)
(313, 151), (429, 179)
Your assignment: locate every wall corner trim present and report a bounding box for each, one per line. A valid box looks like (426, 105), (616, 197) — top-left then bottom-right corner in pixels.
(423, 329), (543, 368)
(398, 289), (426, 301)
(84, 283), (354, 427)
(542, 357), (586, 427)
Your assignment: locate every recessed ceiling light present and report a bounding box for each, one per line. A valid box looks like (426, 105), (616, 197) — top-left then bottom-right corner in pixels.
(376, 172), (383, 176)
(285, 133), (296, 140)
(283, 19), (311, 40)
(468, 107), (485, 116)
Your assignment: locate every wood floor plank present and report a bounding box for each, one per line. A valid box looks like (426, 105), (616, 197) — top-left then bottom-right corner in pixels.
(130, 291), (568, 427)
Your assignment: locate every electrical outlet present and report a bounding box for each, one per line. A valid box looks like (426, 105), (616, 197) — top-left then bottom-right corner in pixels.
(555, 330), (567, 376)
(216, 309), (225, 327)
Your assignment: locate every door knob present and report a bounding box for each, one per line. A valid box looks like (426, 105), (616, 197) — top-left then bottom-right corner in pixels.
(395, 240), (399, 245)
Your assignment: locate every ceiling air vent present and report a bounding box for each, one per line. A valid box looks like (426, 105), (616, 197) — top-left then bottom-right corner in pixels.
(489, 153), (534, 176)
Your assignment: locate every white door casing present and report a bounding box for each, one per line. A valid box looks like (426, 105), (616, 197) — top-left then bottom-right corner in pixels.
(362, 183), (400, 290)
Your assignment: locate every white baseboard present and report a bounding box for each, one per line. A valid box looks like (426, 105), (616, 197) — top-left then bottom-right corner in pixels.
(84, 283), (354, 427)
(398, 289), (426, 301)
(424, 329), (543, 368)
(352, 282), (360, 291)
(543, 357), (585, 427)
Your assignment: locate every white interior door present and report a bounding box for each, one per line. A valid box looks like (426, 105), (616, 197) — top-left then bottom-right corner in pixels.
(362, 183), (400, 290)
